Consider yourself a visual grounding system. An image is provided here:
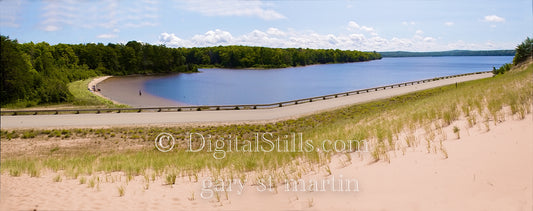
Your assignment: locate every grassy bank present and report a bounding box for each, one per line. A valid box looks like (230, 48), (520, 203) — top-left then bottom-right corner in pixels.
(1, 77), (127, 110)
(1, 62), (532, 184)
(68, 77), (128, 108)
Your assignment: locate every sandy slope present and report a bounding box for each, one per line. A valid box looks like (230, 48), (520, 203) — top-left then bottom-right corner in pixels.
(1, 73), (492, 129)
(1, 113), (531, 210)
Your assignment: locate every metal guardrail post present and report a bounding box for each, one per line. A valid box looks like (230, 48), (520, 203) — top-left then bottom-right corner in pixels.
(0, 71), (491, 116)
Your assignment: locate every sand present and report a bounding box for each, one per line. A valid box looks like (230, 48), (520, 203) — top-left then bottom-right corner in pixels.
(96, 75), (185, 107)
(1, 73), (493, 129)
(1, 111), (531, 210)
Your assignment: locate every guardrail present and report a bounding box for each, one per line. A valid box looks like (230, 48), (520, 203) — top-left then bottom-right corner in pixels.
(1, 71), (492, 116)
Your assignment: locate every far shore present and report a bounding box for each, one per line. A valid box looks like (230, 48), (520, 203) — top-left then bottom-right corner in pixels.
(94, 75), (187, 108)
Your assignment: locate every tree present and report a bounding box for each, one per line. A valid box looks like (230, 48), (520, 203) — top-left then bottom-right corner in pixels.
(1, 36), (39, 105)
(513, 37), (532, 65)
(1, 35), (383, 106)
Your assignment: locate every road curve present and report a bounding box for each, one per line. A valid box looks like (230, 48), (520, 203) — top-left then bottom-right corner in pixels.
(1, 73), (492, 129)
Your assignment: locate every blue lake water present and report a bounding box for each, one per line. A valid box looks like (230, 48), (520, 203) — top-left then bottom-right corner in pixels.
(143, 56), (513, 105)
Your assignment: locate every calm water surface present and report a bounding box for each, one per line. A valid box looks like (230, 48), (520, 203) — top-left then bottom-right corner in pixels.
(144, 56), (513, 105)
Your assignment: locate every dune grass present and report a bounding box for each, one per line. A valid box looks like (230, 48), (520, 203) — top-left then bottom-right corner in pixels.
(1, 63), (531, 183)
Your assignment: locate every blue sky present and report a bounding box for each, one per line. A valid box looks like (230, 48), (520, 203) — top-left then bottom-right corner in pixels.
(0, 0), (531, 51)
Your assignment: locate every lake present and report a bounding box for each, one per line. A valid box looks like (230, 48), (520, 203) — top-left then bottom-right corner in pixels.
(143, 56), (513, 105)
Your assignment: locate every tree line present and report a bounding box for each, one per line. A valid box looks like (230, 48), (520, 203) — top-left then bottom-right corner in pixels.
(0, 35), (381, 106)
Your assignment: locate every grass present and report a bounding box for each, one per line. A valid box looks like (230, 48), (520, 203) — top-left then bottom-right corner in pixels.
(117, 185), (125, 197)
(188, 192), (196, 201)
(79, 177), (86, 184)
(1, 62), (531, 184)
(68, 78), (128, 108)
(88, 177), (96, 188)
(453, 126), (460, 139)
(1, 77), (127, 110)
(165, 172), (177, 185)
(53, 174), (62, 182)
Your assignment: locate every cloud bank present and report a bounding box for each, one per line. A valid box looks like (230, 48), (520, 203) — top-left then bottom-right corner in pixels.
(181, 0), (285, 20)
(159, 21), (504, 51)
(38, 0), (159, 39)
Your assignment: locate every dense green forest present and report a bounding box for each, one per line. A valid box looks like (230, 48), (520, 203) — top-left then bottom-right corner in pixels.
(0, 35), (381, 106)
(379, 50), (515, 57)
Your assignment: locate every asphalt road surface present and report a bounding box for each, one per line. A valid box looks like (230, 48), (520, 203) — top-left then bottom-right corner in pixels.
(1, 73), (492, 129)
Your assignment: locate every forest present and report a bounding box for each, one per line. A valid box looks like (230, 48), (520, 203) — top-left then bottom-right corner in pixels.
(0, 35), (382, 106)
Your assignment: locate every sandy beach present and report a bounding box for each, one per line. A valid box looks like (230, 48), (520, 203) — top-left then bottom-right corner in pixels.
(2, 1), (530, 210)
(1, 67), (530, 210)
(96, 75), (185, 108)
(1, 72), (493, 129)
(1, 112), (531, 210)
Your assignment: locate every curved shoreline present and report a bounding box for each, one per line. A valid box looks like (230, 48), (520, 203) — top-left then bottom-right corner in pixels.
(86, 76), (122, 105)
(91, 75), (186, 108)
(89, 70), (489, 108)
(1, 72), (493, 129)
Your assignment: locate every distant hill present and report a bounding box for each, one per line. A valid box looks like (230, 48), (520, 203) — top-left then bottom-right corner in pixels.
(379, 50), (515, 57)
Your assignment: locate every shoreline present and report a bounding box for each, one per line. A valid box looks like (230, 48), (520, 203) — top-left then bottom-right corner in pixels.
(1, 63), (530, 210)
(87, 76), (121, 105)
(1, 72), (494, 129)
(93, 75), (187, 108)
(90, 70), (490, 108)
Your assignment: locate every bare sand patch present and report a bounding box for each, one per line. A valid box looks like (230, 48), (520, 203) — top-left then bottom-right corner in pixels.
(2, 113), (531, 210)
(96, 75), (186, 108)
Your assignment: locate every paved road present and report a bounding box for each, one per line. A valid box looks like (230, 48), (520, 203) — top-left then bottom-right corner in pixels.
(1, 73), (492, 129)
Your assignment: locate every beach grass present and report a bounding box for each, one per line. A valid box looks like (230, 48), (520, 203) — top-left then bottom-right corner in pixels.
(1, 62), (532, 182)
(117, 185), (125, 197)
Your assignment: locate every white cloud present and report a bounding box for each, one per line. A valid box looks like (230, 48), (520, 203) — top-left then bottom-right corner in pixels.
(347, 21), (360, 30)
(40, 1), (77, 32)
(347, 21), (377, 36)
(360, 26), (375, 33)
(423, 37), (436, 42)
(43, 25), (61, 32)
(484, 15), (505, 23)
(266, 27), (286, 36)
(37, 0), (159, 38)
(97, 33), (118, 39)
(192, 29), (234, 46)
(444, 22), (454, 26)
(159, 27), (479, 52)
(159, 32), (191, 47)
(181, 0), (285, 20)
(0, 0), (23, 27)
(402, 21), (416, 26)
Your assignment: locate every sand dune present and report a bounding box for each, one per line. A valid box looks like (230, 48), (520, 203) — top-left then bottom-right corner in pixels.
(1, 113), (531, 210)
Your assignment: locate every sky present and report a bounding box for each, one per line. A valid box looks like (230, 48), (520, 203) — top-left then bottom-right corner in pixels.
(0, 0), (531, 51)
